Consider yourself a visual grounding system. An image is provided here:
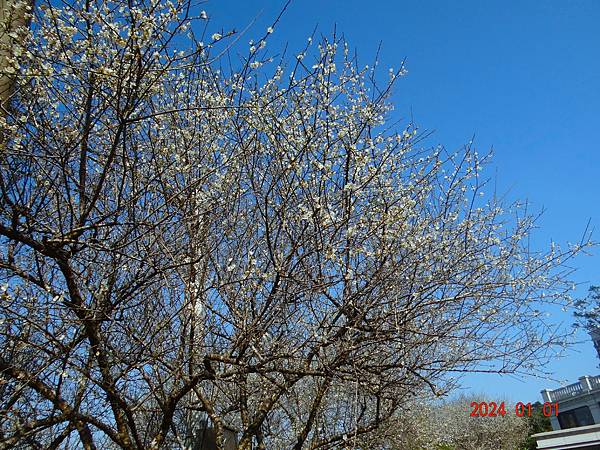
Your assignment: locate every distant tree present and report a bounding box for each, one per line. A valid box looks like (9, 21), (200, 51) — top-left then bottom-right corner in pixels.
(575, 286), (600, 330)
(521, 401), (552, 450)
(356, 395), (529, 450)
(0, 0), (590, 448)
(574, 285), (600, 364)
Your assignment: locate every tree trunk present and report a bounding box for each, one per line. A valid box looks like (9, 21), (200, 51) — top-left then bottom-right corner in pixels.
(0, 0), (33, 110)
(236, 436), (252, 450)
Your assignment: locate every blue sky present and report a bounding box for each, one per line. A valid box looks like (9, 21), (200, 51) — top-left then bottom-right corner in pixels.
(203, 0), (600, 402)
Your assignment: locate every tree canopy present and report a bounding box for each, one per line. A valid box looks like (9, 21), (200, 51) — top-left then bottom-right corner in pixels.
(0, 0), (589, 448)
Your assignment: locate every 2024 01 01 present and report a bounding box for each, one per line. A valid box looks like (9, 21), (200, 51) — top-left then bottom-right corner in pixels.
(469, 401), (559, 417)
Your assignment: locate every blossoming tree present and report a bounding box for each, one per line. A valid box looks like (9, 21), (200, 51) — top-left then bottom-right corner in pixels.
(0, 0), (589, 448)
(356, 395), (530, 450)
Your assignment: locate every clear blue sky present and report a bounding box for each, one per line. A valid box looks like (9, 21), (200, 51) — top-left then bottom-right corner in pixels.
(204, 0), (600, 402)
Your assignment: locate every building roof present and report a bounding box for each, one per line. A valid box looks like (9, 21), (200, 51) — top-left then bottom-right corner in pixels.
(533, 423), (600, 449)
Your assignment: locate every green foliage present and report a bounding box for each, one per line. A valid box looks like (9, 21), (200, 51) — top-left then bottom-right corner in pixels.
(436, 444), (456, 450)
(521, 401), (553, 450)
